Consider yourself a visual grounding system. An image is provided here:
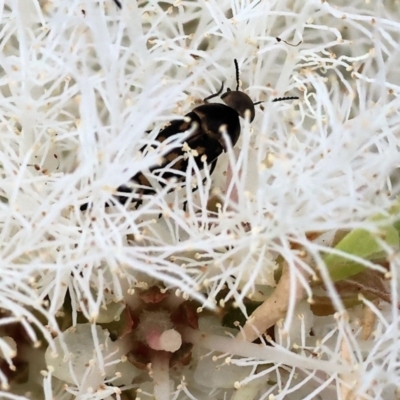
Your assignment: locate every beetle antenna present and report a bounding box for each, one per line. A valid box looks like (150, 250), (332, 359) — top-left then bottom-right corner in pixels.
(272, 96), (299, 102)
(234, 59), (240, 91)
(113, 0), (122, 8)
(276, 37), (302, 47)
(253, 96), (299, 105)
(203, 81), (225, 102)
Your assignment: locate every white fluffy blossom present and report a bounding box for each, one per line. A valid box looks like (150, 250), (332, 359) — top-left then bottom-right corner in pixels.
(0, 0), (400, 399)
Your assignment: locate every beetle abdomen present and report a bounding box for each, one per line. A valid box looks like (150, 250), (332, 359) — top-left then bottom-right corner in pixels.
(116, 109), (227, 204)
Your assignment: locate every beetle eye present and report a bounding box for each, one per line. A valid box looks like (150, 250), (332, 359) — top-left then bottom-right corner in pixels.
(227, 88), (231, 92)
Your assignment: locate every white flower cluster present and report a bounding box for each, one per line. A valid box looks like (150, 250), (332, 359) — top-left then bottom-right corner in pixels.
(0, 0), (399, 399)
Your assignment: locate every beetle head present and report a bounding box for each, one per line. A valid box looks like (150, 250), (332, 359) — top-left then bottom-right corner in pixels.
(221, 59), (255, 122)
(220, 90), (255, 122)
(203, 59), (298, 124)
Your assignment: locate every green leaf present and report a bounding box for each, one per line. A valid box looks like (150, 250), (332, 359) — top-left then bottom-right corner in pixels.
(393, 219), (400, 236)
(323, 225), (399, 281)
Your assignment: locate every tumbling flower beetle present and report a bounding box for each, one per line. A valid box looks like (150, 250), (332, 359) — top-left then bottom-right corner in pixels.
(81, 60), (298, 210)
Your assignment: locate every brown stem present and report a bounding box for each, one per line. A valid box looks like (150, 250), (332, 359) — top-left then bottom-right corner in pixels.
(237, 262), (307, 342)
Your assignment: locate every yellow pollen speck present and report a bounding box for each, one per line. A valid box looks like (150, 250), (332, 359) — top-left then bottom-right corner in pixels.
(182, 142), (191, 151)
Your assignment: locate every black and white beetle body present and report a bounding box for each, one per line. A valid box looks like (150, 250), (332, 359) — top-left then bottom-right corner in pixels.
(81, 60), (297, 210)
(114, 60), (257, 207)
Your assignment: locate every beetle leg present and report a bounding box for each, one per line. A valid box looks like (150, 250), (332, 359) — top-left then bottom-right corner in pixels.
(80, 197), (117, 211)
(203, 82), (225, 103)
(208, 158), (218, 176)
(80, 202), (90, 211)
(115, 185), (147, 209)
